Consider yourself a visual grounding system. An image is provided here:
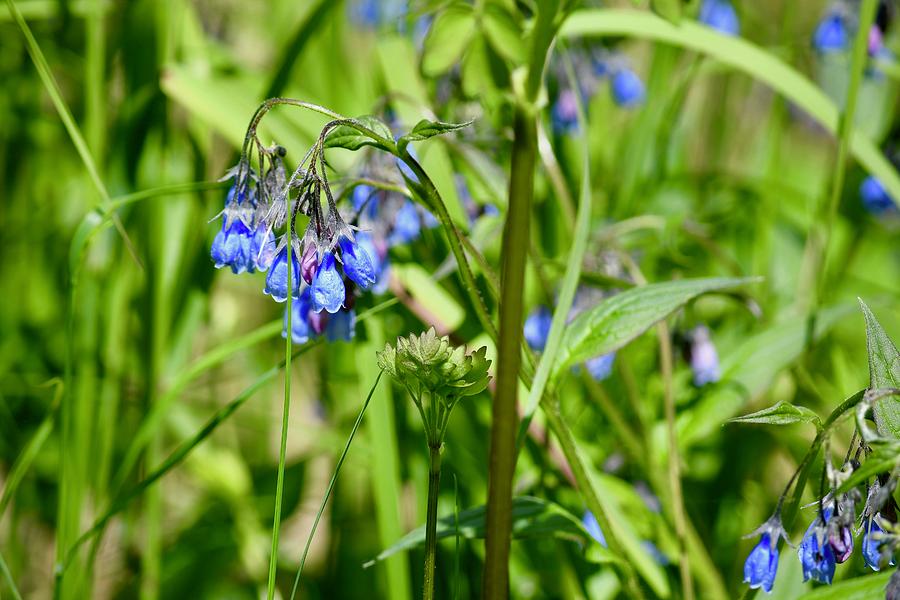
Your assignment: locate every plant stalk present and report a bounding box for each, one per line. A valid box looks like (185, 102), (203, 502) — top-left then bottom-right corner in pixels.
(424, 444), (443, 600)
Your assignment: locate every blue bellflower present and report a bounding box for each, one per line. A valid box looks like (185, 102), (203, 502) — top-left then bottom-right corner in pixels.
(325, 308), (356, 342)
(814, 14), (848, 53)
(744, 532), (779, 593)
(799, 511), (836, 585)
(338, 236), (377, 290)
(524, 306), (553, 351)
(611, 69), (645, 108)
(249, 223), (276, 271)
(211, 218), (255, 274)
(585, 353), (615, 381)
(353, 184), (379, 220)
(860, 176), (895, 214)
(863, 517), (895, 570)
(699, 0), (740, 36)
(265, 246), (301, 302)
(311, 252), (346, 314)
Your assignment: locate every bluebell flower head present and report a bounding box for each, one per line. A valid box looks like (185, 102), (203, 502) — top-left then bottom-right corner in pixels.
(311, 252), (346, 314)
(863, 517), (895, 570)
(524, 306), (553, 351)
(699, 0), (740, 36)
(325, 308), (356, 342)
(389, 200), (422, 246)
(814, 13), (848, 53)
(611, 69), (645, 108)
(585, 352), (616, 381)
(799, 510), (836, 584)
(582, 510), (607, 547)
(211, 217), (255, 274)
(690, 325), (721, 386)
(743, 532), (779, 593)
(264, 245), (302, 302)
(249, 222), (277, 272)
(338, 235), (377, 290)
(283, 288), (314, 345)
(860, 176), (895, 214)
(552, 89), (580, 134)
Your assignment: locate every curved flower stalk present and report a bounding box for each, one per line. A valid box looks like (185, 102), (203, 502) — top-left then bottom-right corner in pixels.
(377, 329), (491, 600)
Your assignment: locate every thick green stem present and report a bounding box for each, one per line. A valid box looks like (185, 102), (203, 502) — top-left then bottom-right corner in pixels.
(482, 108), (536, 598)
(424, 445), (443, 600)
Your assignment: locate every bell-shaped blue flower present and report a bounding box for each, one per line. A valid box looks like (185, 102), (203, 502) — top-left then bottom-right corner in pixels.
(860, 176), (895, 214)
(338, 236), (377, 290)
(699, 0), (740, 36)
(389, 200), (422, 247)
(585, 353), (615, 381)
(311, 252), (345, 314)
(325, 308), (356, 342)
(743, 532), (779, 593)
(211, 218), (255, 274)
(283, 288), (313, 345)
(264, 246), (301, 302)
(799, 512), (836, 584)
(582, 510), (607, 547)
(524, 306), (553, 351)
(250, 223), (277, 271)
(551, 89), (579, 134)
(863, 517), (895, 570)
(813, 14), (848, 53)
(611, 69), (645, 108)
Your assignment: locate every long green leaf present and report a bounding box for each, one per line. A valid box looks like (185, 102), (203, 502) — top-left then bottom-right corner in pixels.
(560, 9), (900, 208)
(860, 300), (900, 438)
(552, 277), (757, 377)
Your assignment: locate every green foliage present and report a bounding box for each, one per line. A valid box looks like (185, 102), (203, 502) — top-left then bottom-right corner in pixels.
(861, 300), (900, 438)
(729, 401), (822, 429)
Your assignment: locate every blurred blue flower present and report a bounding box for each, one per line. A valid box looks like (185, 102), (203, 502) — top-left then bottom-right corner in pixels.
(552, 88), (580, 134)
(389, 200), (422, 247)
(798, 510), (836, 585)
(284, 288), (314, 345)
(585, 352), (615, 381)
(582, 510), (607, 547)
(353, 184), (380, 220)
(357, 231), (391, 294)
(338, 236), (377, 290)
(699, 0), (740, 35)
(863, 517), (895, 570)
(524, 306), (553, 351)
(642, 541), (670, 566)
(264, 246), (301, 302)
(311, 252), (346, 314)
(611, 69), (645, 108)
(743, 531), (779, 593)
(860, 176), (895, 214)
(325, 308), (357, 342)
(690, 325), (720, 386)
(813, 13), (848, 53)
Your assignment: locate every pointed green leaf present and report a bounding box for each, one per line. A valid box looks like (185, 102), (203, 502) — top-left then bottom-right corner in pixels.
(860, 300), (900, 439)
(324, 115), (393, 151)
(421, 4), (476, 76)
(363, 497), (601, 568)
(552, 277), (758, 378)
(400, 119), (473, 143)
(729, 401), (822, 428)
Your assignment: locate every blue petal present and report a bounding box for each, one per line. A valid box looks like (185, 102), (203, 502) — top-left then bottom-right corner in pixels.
(264, 246), (301, 302)
(211, 224), (230, 268)
(524, 306), (553, 351)
(582, 510), (607, 547)
(863, 518), (896, 570)
(283, 289), (314, 345)
(311, 252), (346, 314)
(356, 232), (389, 293)
(798, 514), (836, 584)
(325, 309), (356, 342)
(860, 176), (895, 214)
(743, 533), (778, 593)
(250, 224), (277, 271)
(699, 0), (740, 36)
(813, 14), (847, 52)
(585, 353), (616, 381)
(611, 69), (645, 108)
(338, 237), (377, 290)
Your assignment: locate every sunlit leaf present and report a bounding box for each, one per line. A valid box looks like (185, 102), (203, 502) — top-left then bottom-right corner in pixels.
(729, 401), (822, 428)
(860, 300), (900, 439)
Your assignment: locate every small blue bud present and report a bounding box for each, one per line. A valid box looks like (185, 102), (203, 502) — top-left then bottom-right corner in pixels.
(798, 511), (836, 585)
(743, 532), (779, 593)
(325, 308), (356, 342)
(389, 200), (422, 247)
(582, 510), (607, 547)
(264, 246), (301, 302)
(611, 69), (645, 108)
(350, 0), (379, 27)
(311, 252), (345, 314)
(860, 176), (895, 214)
(524, 306), (553, 351)
(338, 236), (377, 290)
(863, 517), (895, 570)
(813, 14), (848, 53)
(585, 353), (615, 381)
(699, 0), (740, 36)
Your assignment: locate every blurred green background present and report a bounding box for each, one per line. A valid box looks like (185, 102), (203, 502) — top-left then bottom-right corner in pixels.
(1, 0), (899, 598)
